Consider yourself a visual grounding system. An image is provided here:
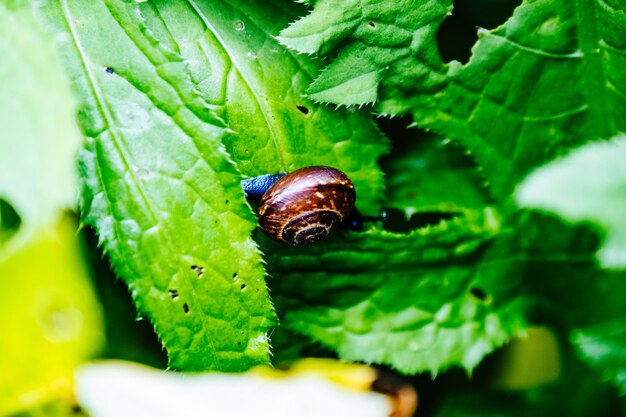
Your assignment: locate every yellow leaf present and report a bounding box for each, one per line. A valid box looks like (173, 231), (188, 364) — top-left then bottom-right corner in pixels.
(0, 216), (104, 415)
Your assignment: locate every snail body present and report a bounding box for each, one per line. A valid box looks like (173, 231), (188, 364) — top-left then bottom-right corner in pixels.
(241, 173), (286, 199)
(256, 166), (356, 245)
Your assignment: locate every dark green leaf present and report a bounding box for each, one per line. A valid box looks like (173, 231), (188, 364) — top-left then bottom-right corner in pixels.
(518, 212), (626, 396)
(381, 131), (490, 214)
(573, 320), (626, 396)
(267, 211), (530, 373)
(281, 0), (626, 197)
(278, 0), (452, 114)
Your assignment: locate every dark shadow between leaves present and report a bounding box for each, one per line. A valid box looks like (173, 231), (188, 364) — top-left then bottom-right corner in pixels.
(437, 0), (522, 64)
(0, 197), (22, 246)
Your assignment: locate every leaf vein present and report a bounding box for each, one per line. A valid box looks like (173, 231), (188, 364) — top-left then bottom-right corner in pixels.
(479, 29), (584, 60)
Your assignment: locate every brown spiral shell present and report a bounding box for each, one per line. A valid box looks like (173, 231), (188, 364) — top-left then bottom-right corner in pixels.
(257, 166), (356, 245)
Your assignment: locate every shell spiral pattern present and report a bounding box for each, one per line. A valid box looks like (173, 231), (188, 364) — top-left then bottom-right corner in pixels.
(257, 166), (356, 245)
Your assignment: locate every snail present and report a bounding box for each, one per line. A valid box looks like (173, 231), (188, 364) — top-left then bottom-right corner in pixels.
(241, 166), (356, 245)
(241, 166), (458, 244)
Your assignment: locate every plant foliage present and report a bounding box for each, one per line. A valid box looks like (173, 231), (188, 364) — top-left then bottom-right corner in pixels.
(2, 0), (626, 415)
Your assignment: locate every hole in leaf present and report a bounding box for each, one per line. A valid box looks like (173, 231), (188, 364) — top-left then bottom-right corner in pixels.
(408, 211), (458, 229)
(296, 105), (310, 115)
(381, 208), (459, 233)
(437, 0), (522, 63)
(233, 272), (238, 280)
(182, 303), (190, 314)
(190, 265), (205, 277)
(168, 289), (179, 300)
(240, 284), (247, 291)
(470, 287), (488, 301)
(368, 21), (376, 28)
(104, 66), (115, 74)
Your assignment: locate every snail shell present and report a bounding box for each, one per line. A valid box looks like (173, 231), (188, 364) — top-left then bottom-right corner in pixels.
(257, 166), (356, 245)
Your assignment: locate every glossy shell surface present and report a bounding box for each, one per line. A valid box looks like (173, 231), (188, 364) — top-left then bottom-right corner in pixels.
(257, 166), (356, 245)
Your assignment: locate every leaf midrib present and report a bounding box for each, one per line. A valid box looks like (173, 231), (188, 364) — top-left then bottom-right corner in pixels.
(576, 0), (615, 137)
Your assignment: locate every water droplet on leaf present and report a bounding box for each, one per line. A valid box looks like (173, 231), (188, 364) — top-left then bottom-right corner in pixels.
(234, 20), (245, 31)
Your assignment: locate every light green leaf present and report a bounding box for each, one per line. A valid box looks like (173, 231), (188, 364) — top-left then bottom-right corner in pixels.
(266, 211), (530, 374)
(277, 0), (365, 55)
(517, 135), (626, 268)
(278, 0), (452, 112)
(0, 0), (81, 245)
(0, 4), (102, 413)
(36, 0), (276, 372)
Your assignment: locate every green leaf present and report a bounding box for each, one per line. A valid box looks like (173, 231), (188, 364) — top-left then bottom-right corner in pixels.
(417, 0), (626, 197)
(281, 0), (626, 197)
(517, 211), (626, 396)
(0, 217), (104, 415)
(36, 0), (276, 372)
(517, 135), (626, 269)
(266, 211), (530, 374)
(177, 0), (389, 212)
(568, 270), (626, 396)
(0, 0), (81, 243)
(381, 132), (490, 215)
(426, 307), (623, 417)
(36, 0), (388, 372)
(572, 320), (626, 396)
(277, 0), (452, 111)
